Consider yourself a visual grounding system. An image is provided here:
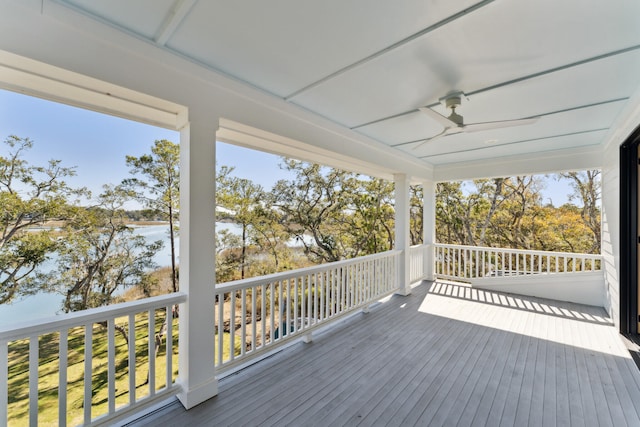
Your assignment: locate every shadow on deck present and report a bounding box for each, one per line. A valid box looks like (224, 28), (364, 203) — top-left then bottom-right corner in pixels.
(127, 281), (640, 427)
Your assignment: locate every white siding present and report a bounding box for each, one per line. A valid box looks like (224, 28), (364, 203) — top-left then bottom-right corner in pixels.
(601, 90), (640, 328)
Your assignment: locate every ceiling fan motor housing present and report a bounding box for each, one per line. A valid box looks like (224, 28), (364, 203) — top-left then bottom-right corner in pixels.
(438, 92), (465, 125)
(444, 95), (462, 110)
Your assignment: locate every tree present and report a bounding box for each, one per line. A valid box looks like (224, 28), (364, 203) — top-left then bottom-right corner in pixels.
(436, 179), (512, 246)
(435, 173), (601, 254)
(215, 228), (243, 282)
(271, 159), (396, 263)
(560, 170), (601, 252)
(45, 186), (163, 312)
(436, 182), (466, 244)
(249, 204), (291, 274)
(340, 175), (395, 254)
(0, 135), (85, 304)
(410, 185), (424, 245)
(490, 176), (545, 249)
(124, 140), (180, 292)
(217, 166), (265, 280)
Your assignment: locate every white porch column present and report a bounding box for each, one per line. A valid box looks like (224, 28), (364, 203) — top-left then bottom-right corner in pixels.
(394, 173), (411, 295)
(423, 180), (436, 281)
(177, 116), (218, 409)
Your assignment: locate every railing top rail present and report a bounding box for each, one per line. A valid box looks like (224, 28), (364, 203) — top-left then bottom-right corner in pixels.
(432, 243), (602, 259)
(216, 249), (401, 293)
(0, 292), (187, 342)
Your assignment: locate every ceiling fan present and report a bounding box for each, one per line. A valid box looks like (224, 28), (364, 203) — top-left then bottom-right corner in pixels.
(413, 92), (540, 149)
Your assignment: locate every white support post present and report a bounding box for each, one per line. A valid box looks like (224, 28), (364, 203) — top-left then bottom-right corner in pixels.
(423, 180), (436, 281)
(394, 174), (411, 295)
(177, 115), (218, 409)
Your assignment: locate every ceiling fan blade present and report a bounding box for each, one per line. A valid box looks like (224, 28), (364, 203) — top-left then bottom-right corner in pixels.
(412, 128), (449, 150)
(462, 116), (540, 133)
(419, 107), (457, 128)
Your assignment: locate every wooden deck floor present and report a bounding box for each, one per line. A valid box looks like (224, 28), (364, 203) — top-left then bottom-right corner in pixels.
(128, 281), (640, 427)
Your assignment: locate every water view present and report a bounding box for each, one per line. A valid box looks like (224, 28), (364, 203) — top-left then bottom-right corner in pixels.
(0, 223), (240, 326)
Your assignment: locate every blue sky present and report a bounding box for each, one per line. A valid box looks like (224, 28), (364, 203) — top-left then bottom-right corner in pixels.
(0, 89), (574, 206)
(0, 89), (293, 200)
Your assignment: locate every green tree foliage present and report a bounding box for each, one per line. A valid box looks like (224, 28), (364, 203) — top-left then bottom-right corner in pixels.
(45, 186), (163, 312)
(249, 204), (292, 274)
(0, 136), (85, 304)
(435, 172), (601, 253)
(215, 228), (243, 283)
(410, 185), (424, 245)
(560, 170), (601, 252)
(271, 159), (396, 263)
(217, 166), (266, 279)
(124, 139), (180, 292)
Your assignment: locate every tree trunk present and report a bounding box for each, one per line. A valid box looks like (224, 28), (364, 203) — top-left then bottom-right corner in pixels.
(168, 203), (178, 293)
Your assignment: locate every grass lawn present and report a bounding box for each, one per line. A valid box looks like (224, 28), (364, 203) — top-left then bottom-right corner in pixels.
(7, 311), (237, 426)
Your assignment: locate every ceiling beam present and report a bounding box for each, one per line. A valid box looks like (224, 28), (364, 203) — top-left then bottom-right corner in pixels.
(419, 128), (608, 160)
(391, 97), (629, 148)
(433, 145), (603, 182)
(154, 0), (198, 46)
(283, 0), (496, 101)
(352, 45), (640, 130)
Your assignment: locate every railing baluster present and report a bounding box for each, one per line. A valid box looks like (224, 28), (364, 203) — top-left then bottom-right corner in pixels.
(370, 259), (375, 299)
(474, 249), (479, 278)
(327, 270), (332, 317)
(312, 275), (317, 323)
(58, 329), (68, 427)
(166, 305), (173, 389)
(340, 267), (349, 310)
(509, 252), (513, 275)
(108, 317), (115, 414)
(29, 335), (38, 427)
(230, 292), (237, 356)
(317, 274), (323, 320)
(84, 324), (92, 425)
(336, 269), (341, 315)
(327, 271), (332, 317)
(546, 255), (550, 274)
(128, 313), (136, 405)
(252, 286), (257, 349)
(359, 263), (363, 302)
(304, 275), (310, 325)
(445, 247), (450, 276)
(261, 284), (267, 345)
(530, 254), (534, 274)
(1, 340), (6, 427)
(286, 279), (291, 334)
(241, 288), (246, 356)
(148, 310), (155, 396)
(279, 280), (284, 334)
(538, 254), (542, 273)
(217, 292), (224, 365)
(269, 283), (275, 343)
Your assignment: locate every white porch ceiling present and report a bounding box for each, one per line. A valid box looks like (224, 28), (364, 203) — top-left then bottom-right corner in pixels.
(47, 0), (640, 168)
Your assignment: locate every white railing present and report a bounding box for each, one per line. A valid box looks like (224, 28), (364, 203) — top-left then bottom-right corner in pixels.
(409, 244), (427, 283)
(214, 250), (400, 372)
(0, 292), (186, 427)
(434, 243), (602, 282)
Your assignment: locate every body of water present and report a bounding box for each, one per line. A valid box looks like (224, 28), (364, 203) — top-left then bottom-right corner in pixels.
(0, 225), (183, 327)
(0, 222), (304, 327)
